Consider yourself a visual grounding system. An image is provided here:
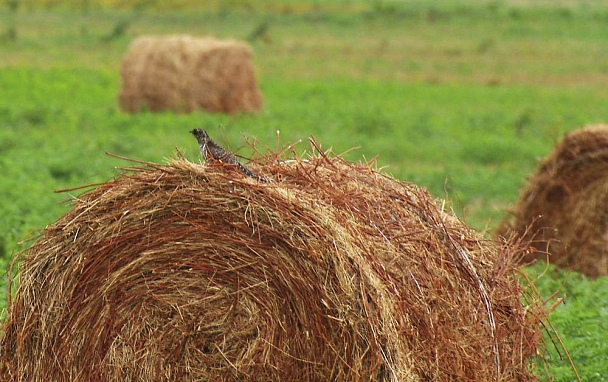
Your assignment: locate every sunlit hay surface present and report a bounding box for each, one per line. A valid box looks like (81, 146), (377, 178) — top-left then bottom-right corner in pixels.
(118, 34), (263, 114)
(499, 124), (608, 278)
(0, 152), (544, 381)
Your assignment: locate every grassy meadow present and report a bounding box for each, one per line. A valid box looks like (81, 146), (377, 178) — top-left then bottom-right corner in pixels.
(1, 1), (607, 380)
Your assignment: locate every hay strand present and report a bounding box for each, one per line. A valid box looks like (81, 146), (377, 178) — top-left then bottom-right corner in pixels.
(498, 123), (608, 278)
(1, 148), (544, 381)
(118, 35), (263, 114)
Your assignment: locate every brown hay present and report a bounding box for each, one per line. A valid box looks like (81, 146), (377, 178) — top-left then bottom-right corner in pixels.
(1, 149), (544, 381)
(118, 35), (263, 114)
(498, 124), (608, 278)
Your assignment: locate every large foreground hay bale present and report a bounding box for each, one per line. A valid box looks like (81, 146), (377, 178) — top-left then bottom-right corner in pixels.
(118, 35), (263, 114)
(1, 152), (543, 381)
(498, 124), (608, 278)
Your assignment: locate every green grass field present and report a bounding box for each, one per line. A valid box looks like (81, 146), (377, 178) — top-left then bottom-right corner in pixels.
(1, 1), (607, 380)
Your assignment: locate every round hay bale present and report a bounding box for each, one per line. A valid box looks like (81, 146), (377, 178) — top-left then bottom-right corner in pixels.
(1, 154), (543, 381)
(118, 35), (263, 114)
(498, 124), (608, 278)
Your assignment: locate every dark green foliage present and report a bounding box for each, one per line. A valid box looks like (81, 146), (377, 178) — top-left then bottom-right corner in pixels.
(526, 264), (608, 381)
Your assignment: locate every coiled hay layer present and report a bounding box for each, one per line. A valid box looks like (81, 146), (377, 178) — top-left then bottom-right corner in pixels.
(1, 156), (542, 381)
(499, 124), (608, 278)
(118, 35), (263, 114)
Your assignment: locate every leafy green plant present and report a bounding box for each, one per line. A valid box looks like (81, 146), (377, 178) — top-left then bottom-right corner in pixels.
(526, 263), (608, 381)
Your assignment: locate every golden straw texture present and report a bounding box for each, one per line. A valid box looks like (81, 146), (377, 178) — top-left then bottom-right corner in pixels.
(118, 35), (263, 114)
(499, 124), (608, 278)
(1, 153), (543, 381)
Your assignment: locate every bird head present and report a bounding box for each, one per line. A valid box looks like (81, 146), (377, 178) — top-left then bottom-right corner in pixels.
(191, 129), (209, 142)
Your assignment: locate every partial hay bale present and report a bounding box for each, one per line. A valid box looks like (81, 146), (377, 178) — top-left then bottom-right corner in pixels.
(1, 152), (544, 381)
(498, 124), (608, 278)
(118, 35), (263, 114)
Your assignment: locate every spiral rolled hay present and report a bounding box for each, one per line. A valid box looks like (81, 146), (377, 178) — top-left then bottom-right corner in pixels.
(118, 35), (263, 114)
(1, 145), (545, 381)
(499, 124), (608, 278)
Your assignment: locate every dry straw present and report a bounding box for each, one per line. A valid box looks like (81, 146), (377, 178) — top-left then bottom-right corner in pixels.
(498, 124), (608, 278)
(1, 144), (544, 381)
(118, 35), (263, 114)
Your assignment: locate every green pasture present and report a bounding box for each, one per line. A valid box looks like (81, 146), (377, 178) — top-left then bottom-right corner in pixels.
(1, 1), (607, 380)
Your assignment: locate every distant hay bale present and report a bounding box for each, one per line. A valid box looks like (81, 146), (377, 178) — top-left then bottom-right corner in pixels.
(1, 151), (544, 381)
(498, 124), (608, 278)
(118, 35), (263, 114)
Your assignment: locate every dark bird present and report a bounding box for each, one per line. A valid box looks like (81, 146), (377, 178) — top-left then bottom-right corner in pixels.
(247, 20), (271, 44)
(191, 129), (266, 181)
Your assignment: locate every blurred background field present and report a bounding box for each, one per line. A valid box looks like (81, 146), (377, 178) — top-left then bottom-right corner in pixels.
(1, 0), (607, 380)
